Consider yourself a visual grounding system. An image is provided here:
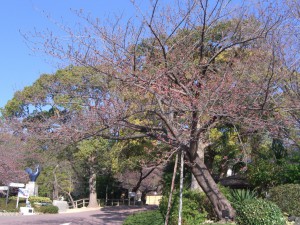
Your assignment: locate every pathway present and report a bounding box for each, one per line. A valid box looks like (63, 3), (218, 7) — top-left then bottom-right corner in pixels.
(0, 205), (157, 225)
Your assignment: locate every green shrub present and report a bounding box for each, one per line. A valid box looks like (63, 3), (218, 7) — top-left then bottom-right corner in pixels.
(29, 196), (52, 203)
(8, 196), (18, 201)
(235, 198), (285, 225)
(9, 196), (52, 203)
(269, 183), (300, 216)
(159, 189), (207, 225)
(0, 198), (25, 212)
(35, 205), (59, 214)
(229, 189), (257, 207)
(218, 184), (232, 200)
(123, 210), (164, 225)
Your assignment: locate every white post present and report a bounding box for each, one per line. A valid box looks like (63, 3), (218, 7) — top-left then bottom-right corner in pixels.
(178, 150), (184, 225)
(5, 188), (9, 206)
(16, 196), (20, 209)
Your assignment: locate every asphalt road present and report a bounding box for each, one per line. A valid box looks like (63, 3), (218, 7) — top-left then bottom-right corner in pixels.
(0, 206), (156, 225)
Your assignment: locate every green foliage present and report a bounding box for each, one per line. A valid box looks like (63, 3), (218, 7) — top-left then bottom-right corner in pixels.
(248, 155), (300, 192)
(8, 196), (18, 201)
(76, 138), (110, 160)
(35, 205), (59, 214)
(208, 126), (242, 176)
(0, 198), (25, 212)
(3, 66), (109, 117)
(96, 175), (123, 199)
(159, 189), (208, 225)
(123, 210), (164, 225)
(271, 139), (287, 160)
(235, 199), (285, 225)
(229, 189), (257, 206)
(269, 184), (300, 216)
(218, 184), (232, 201)
(110, 138), (168, 173)
(76, 138), (111, 171)
(36, 162), (75, 199)
(160, 161), (192, 196)
(247, 158), (282, 192)
(29, 196), (52, 203)
(280, 154), (300, 184)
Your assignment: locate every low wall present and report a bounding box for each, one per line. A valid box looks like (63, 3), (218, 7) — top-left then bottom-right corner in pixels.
(146, 195), (162, 205)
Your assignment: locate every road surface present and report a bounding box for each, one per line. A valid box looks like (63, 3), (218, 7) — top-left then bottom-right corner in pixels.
(0, 206), (156, 225)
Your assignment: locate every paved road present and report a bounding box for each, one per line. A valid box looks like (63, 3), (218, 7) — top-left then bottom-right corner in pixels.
(0, 206), (156, 225)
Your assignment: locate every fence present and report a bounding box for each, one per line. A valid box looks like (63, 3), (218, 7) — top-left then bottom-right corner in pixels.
(69, 197), (148, 208)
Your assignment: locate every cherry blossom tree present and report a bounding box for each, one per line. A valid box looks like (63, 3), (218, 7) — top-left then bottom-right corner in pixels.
(4, 0), (295, 220)
(0, 127), (32, 185)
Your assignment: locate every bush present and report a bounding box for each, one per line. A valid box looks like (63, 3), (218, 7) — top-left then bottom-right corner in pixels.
(269, 183), (300, 216)
(235, 198), (285, 225)
(29, 196), (52, 203)
(0, 198), (25, 212)
(159, 189), (208, 225)
(229, 189), (257, 207)
(123, 210), (164, 225)
(35, 205), (59, 214)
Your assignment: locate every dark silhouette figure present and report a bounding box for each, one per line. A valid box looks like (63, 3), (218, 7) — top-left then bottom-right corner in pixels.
(25, 165), (41, 182)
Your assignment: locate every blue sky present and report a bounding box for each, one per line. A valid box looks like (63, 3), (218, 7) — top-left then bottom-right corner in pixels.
(0, 0), (139, 109)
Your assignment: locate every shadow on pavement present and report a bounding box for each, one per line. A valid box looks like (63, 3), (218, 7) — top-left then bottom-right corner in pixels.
(92, 205), (158, 225)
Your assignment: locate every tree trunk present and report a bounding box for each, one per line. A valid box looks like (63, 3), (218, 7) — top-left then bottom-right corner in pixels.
(88, 167), (98, 208)
(66, 191), (75, 208)
(191, 143), (205, 191)
(188, 153), (235, 221)
(53, 165), (59, 200)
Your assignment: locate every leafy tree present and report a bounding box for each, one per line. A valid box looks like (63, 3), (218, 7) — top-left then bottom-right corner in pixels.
(75, 138), (111, 208)
(111, 138), (168, 203)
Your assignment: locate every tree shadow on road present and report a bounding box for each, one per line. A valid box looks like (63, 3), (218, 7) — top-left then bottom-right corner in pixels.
(91, 205), (158, 225)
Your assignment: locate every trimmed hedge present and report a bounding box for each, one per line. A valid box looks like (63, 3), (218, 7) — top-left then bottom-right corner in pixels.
(269, 183), (300, 216)
(123, 210), (164, 225)
(35, 205), (59, 214)
(9, 196), (51, 203)
(235, 198), (285, 225)
(29, 196), (52, 203)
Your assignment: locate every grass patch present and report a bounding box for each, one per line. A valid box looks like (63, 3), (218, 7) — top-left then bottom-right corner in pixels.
(123, 210), (164, 225)
(0, 198), (26, 212)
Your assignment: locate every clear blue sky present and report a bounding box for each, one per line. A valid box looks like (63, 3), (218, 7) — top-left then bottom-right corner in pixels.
(0, 0), (140, 109)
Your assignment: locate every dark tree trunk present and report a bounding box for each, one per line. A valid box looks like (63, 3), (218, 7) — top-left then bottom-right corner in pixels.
(141, 191), (147, 204)
(187, 153), (235, 221)
(132, 167), (156, 193)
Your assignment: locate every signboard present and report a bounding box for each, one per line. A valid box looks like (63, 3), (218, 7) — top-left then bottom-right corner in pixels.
(0, 186), (8, 191)
(9, 182), (25, 188)
(129, 192), (136, 197)
(16, 188), (29, 208)
(18, 188), (29, 198)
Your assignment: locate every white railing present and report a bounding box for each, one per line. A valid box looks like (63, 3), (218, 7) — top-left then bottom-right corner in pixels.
(69, 198), (89, 209)
(69, 198), (102, 208)
(69, 198), (138, 208)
